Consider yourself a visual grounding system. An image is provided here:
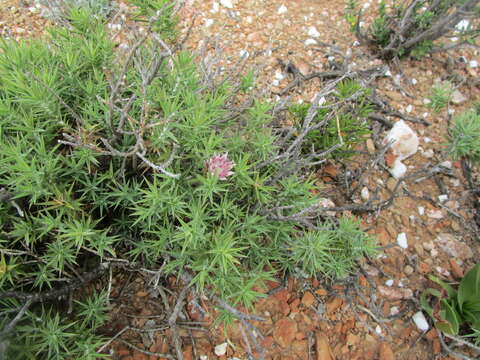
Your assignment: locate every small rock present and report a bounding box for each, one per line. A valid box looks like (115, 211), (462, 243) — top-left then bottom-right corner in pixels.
(438, 194), (448, 203)
(302, 291), (315, 307)
(390, 306), (400, 316)
(385, 279), (394, 287)
(315, 334), (334, 360)
(397, 232), (408, 249)
(436, 233), (473, 260)
(326, 297), (343, 314)
(308, 26), (320, 38)
(383, 120), (419, 177)
(449, 259), (464, 279)
(378, 285), (413, 300)
(214, 342), (227, 356)
(413, 311), (429, 332)
(469, 60), (478, 68)
(379, 342), (394, 360)
(361, 187), (370, 201)
(305, 38), (317, 46)
(404, 265), (414, 275)
(273, 318), (298, 348)
(456, 19), (470, 31)
(405, 104), (413, 113)
(204, 18), (214, 27)
(418, 206), (425, 216)
(427, 209), (444, 219)
(296, 61), (310, 76)
(366, 138), (376, 153)
(220, 0), (233, 8)
(375, 325), (382, 334)
(386, 178), (397, 191)
(451, 89), (468, 105)
(277, 4), (288, 14)
(423, 149), (434, 158)
(211, 2), (219, 12)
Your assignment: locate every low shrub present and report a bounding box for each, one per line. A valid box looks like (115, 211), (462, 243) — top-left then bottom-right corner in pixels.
(345, 0), (480, 59)
(448, 108), (480, 164)
(0, 6), (376, 357)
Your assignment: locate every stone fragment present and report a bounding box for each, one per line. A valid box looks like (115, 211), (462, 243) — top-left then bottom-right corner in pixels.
(413, 311), (429, 331)
(277, 4), (288, 14)
(378, 285), (413, 300)
(315, 334), (334, 360)
(220, 0), (233, 8)
(397, 232), (408, 249)
(361, 187), (370, 201)
(449, 259), (464, 279)
(326, 297), (343, 314)
(214, 342), (227, 356)
(379, 343), (394, 360)
(366, 138), (376, 153)
(383, 120), (419, 178)
(436, 233), (473, 260)
(301, 291), (315, 307)
(308, 26), (320, 38)
(451, 89), (468, 104)
(404, 265), (414, 275)
(273, 318), (298, 348)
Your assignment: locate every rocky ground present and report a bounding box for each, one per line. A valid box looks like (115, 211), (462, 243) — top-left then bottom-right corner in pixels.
(1, 0), (480, 359)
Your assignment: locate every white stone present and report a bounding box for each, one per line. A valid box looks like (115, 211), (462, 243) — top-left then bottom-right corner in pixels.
(438, 194), (448, 203)
(383, 120), (419, 177)
(211, 1), (219, 12)
(246, 15), (253, 23)
(413, 311), (430, 332)
(204, 18), (214, 27)
(305, 38), (317, 46)
(397, 232), (408, 249)
(239, 49), (249, 58)
(361, 187), (370, 201)
(308, 26), (320, 38)
(411, 78), (418, 85)
(456, 19), (470, 32)
(318, 198), (336, 216)
(451, 89), (468, 105)
(418, 206), (425, 216)
(214, 343), (228, 356)
(277, 5), (288, 14)
(423, 137), (432, 144)
(427, 209), (444, 219)
(220, 0), (233, 8)
(353, 40), (360, 46)
(391, 159), (407, 179)
(406, 104), (413, 113)
(423, 149), (434, 159)
(375, 325), (382, 334)
(390, 306), (400, 316)
(385, 279), (394, 287)
(200, 356), (208, 360)
(275, 70), (285, 81)
(431, 249), (439, 257)
(384, 69), (392, 77)
(448, 108), (456, 115)
(440, 161), (452, 169)
(423, 98), (432, 105)
(469, 60), (478, 68)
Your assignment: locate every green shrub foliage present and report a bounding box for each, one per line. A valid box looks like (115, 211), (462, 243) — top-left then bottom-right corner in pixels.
(346, 0), (480, 59)
(0, 8), (376, 357)
(448, 107), (480, 164)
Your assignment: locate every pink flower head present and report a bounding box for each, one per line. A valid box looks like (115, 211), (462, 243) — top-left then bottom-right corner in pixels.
(206, 153), (235, 180)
